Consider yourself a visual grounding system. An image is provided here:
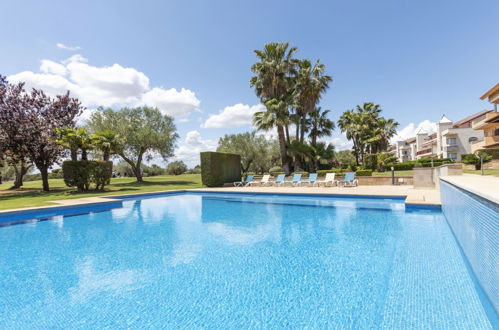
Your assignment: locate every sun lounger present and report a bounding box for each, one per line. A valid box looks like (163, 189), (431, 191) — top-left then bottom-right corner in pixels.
(234, 175), (254, 187)
(249, 174), (270, 186)
(268, 174), (285, 186)
(339, 172), (358, 187)
(283, 174), (302, 186)
(316, 173), (337, 187)
(299, 173), (318, 186)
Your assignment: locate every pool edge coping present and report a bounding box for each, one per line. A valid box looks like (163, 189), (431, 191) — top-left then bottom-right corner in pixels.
(0, 187), (441, 216)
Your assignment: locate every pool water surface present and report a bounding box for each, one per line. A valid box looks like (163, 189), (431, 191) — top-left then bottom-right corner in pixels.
(0, 192), (496, 328)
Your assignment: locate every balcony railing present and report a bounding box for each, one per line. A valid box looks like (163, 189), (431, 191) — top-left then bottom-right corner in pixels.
(416, 148), (433, 155)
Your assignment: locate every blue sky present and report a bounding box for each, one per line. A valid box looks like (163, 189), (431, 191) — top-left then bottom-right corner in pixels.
(2, 0), (499, 166)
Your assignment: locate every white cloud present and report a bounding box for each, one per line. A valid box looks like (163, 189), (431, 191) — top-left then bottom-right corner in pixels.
(202, 103), (264, 128)
(56, 43), (81, 51)
(174, 130), (217, 167)
(393, 119), (437, 142)
(7, 54), (200, 118)
(141, 87), (200, 117)
(330, 135), (353, 150)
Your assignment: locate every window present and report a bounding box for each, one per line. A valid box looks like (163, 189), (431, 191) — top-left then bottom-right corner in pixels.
(495, 128), (499, 136)
(448, 153), (457, 161)
(468, 137), (478, 143)
(446, 138), (457, 145)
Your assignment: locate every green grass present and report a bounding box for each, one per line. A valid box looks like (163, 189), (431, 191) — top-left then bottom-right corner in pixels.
(463, 169), (499, 177)
(0, 174), (202, 210)
(372, 170), (413, 177)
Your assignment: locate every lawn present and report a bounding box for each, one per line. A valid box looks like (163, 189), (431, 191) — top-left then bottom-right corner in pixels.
(463, 169), (499, 177)
(0, 174), (202, 211)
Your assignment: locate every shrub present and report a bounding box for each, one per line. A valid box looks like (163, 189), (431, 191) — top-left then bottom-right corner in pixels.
(63, 160), (112, 191)
(200, 152), (241, 186)
(317, 169), (344, 176)
(364, 154), (378, 171)
(478, 148), (499, 159)
(63, 160), (92, 191)
(269, 166), (283, 176)
(356, 169), (373, 176)
(461, 153), (492, 170)
(90, 161), (112, 190)
(166, 161), (188, 175)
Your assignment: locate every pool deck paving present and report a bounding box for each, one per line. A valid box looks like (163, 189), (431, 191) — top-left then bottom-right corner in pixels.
(0, 184), (441, 215)
(440, 174), (499, 205)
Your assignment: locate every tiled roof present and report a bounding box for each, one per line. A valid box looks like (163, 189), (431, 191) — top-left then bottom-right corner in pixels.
(452, 109), (493, 128)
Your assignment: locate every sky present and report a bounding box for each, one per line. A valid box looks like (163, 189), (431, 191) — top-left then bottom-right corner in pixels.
(2, 0), (499, 167)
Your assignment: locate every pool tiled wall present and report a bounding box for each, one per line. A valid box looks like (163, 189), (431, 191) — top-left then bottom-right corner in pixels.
(440, 180), (498, 313)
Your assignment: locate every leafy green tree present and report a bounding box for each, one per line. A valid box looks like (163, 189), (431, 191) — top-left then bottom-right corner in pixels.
(462, 152), (492, 170)
(251, 42), (297, 174)
(166, 161), (187, 175)
(89, 107), (178, 182)
(217, 131), (278, 174)
(376, 152), (398, 172)
(334, 150), (356, 169)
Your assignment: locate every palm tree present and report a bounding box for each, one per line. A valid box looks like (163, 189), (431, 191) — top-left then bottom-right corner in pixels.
(293, 59), (332, 142)
(91, 130), (123, 161)
(250, 42), (297, 174)
(311, 142), (335, 171)
(56, 127), (91, 161)
(308, 107), (335, 147)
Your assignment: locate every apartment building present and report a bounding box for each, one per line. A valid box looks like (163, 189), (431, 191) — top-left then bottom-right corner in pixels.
(392, 111), (487, 162)
(471, 83), (499, 153)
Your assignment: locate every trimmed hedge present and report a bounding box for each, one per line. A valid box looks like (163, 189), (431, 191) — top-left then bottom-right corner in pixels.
(356, 169), (373, 176)
(200, 152), (241, 187)
(292, 171), (309, 176)
(62, 160), (112, 191)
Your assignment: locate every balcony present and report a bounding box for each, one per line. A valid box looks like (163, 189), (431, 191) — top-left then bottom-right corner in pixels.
(416, 148), (433, 156)
(472, 112), (499, 129)
(444, 145), (459, 152)
(483, 135), (499, 148)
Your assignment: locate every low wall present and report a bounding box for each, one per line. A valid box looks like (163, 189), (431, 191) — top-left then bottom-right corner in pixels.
(440, 179), (498, 313)
(413, 167), (435, 188)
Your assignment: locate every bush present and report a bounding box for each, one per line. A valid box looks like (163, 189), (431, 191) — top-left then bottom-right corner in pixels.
(200, 152), (241, 186)
(63, 161), (92, 191)
(63, 160), (112, 191)
(364, 154), (378, 171)
(90, 161), (112, 190)
(166, 161), (187, 175)
(356, 169), (373, 176)
(269, 166), (283, 176)
(316, 169), (344, 176)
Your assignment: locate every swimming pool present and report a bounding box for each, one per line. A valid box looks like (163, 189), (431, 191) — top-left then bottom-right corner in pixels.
(0, 192), (496, 328)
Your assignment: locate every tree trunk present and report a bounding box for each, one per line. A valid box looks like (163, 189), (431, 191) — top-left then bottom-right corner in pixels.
(118, 152), (144, 183)
(81, 149), (88, 161)
(70, 149), (77, 161)
(277, 125), (290, 175)
(103, 149), (110, 161)
(284, 125), (291, 144)
(10, 160), (29, 189)
(300, 116), (306, 142)
(40, 166), (50, 191)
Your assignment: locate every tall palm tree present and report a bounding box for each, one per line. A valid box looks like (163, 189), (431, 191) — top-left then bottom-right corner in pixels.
(308, 107), (335, 147)
(293, 59), (332, 142)
(250, 42), (297, 174)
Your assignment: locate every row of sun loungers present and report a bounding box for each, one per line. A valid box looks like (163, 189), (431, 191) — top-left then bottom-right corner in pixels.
(234, 173), (359, 187)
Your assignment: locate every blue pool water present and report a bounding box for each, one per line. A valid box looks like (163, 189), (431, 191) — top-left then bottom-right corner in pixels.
(0, 192), (496, 328)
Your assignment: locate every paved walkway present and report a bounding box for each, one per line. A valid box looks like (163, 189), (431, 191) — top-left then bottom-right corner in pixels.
(192, 185), (441, 206)
(440, 174), (499, 204)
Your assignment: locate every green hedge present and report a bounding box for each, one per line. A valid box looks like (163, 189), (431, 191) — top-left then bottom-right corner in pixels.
(356, 169), (373, 176)
(200, 152), (241, 187)
(62, 160), (112, 191)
